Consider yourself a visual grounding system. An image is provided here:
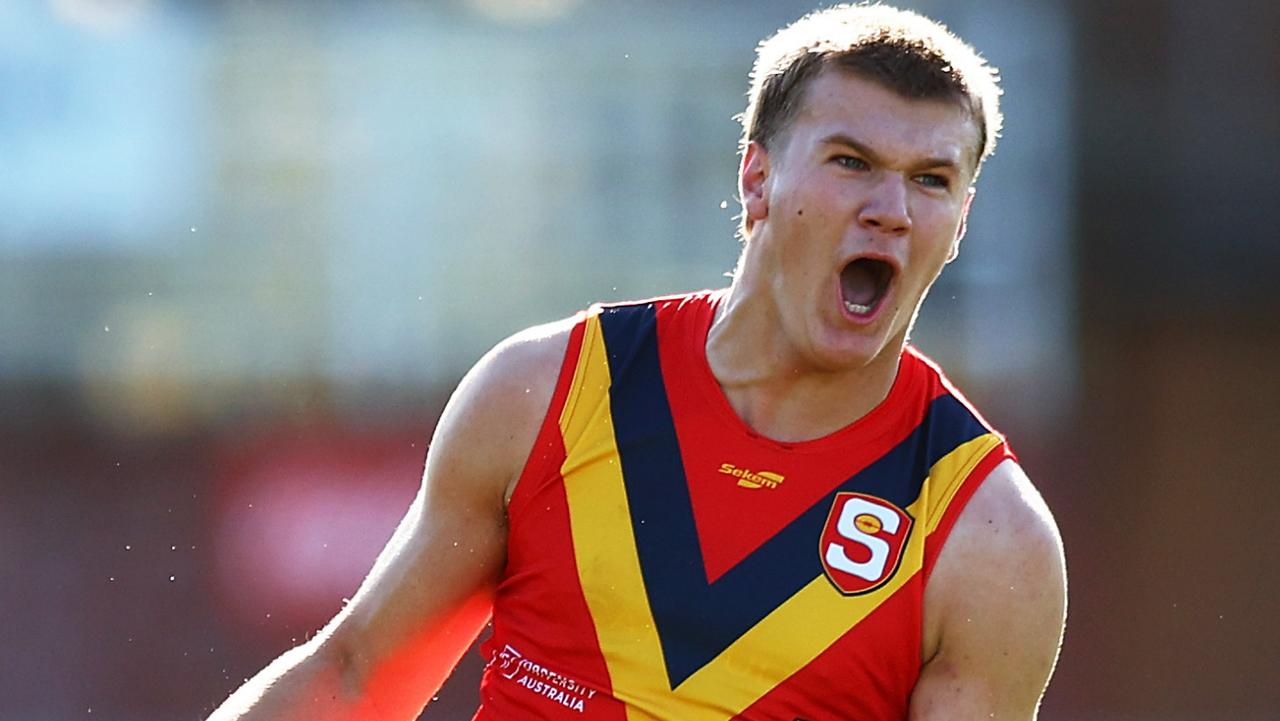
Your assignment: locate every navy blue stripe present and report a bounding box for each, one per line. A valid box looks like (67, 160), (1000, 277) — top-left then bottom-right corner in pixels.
(598, 303), (987, 689)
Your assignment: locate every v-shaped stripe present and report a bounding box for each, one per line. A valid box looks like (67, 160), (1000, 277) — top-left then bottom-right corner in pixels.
(598, 303), (988, 689)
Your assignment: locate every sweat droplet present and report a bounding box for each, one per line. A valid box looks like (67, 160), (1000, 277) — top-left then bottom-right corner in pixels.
(719, 200), (728, 209)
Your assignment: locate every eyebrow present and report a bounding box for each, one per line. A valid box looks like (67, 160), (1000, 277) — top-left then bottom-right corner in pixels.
(818, 132), (962, 172)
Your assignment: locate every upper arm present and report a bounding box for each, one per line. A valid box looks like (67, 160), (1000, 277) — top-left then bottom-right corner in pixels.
(909, 460), (1067, 721)
(313, 318), (575, 716)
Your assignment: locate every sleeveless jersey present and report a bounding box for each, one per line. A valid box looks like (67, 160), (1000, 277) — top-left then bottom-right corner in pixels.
(474, 290), (1014, 721)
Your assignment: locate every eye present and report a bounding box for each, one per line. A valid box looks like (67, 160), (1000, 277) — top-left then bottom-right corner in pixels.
(833, 155), (869, 170)
(913, 173), (951, 189)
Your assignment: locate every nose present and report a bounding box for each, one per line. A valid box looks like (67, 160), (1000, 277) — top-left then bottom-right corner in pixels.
(857, 174), (911, 236)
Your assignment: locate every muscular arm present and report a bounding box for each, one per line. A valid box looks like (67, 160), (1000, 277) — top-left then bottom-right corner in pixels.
(909, 460), (1067, 721)
(205, 320), (573, 721)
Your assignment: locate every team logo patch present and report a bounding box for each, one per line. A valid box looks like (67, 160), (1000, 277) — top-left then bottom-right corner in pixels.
(819, 492), (913, 595)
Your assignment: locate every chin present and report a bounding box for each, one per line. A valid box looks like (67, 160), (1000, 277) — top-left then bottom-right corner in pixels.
(808, 332), (891, 373)
(813, 315), (912, 372)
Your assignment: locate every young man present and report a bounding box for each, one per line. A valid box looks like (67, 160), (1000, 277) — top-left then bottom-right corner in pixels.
(207, 5), (1066, 720)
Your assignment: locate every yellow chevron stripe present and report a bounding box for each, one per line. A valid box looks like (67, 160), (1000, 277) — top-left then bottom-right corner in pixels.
(559, 316), (672, 720)
(559, 318), (1002, 719)
(922, 433), (1003, 535)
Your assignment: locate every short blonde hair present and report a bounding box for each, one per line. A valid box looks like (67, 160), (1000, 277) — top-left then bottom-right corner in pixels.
(740, 3), (1003, 173)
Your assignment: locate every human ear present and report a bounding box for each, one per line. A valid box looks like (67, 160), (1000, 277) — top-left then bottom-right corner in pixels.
(947, 188), (976, 263)
(739, 141), (770, 225)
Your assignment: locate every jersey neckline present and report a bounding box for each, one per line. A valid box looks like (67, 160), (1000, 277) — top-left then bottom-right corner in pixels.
(677, 287), (919, 454)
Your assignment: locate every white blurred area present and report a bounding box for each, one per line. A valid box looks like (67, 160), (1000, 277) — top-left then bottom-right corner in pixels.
(0, 0), (1075, 433)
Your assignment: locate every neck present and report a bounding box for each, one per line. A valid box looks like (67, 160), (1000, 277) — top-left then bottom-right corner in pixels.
(705, 282), (905, 443)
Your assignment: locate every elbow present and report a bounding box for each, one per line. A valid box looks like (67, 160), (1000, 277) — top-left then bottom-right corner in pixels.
(313, 629), (376, 705)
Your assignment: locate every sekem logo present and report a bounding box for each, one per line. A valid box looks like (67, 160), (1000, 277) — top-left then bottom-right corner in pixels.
(718, 462), (785, 489)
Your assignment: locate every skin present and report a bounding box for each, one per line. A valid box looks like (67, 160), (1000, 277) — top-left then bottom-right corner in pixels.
(717, 68), (978, 441)
(206, 69), (1066, 721)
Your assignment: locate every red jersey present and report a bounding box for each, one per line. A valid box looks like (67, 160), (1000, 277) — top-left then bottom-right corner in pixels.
(474, 290), (1013, 720)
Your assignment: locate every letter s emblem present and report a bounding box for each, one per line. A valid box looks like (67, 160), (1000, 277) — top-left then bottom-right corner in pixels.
(819, 493), (913, 595)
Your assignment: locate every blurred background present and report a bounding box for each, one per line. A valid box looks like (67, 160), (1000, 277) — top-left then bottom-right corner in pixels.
(1, 0), (1276, 719)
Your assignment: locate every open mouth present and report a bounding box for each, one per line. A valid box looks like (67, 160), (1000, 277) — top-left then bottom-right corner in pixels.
(839, 258), (894, 317)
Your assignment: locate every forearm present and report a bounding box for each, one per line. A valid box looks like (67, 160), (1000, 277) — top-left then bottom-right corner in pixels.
(206, 639), (373, 721)
(206, 591), (491, 721)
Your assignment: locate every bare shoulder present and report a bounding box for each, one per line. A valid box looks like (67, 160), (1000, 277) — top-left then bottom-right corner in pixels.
(912, 460), (1067, 720)
(469, 315), (579, 393)
(934, 460), (1065, 593)
(429, 315), (579, 505)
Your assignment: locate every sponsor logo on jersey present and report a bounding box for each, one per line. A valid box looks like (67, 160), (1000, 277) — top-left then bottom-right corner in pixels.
(819, 492), (913, 595)
(488, 644), (597, 713)
(718, 462), (785, 489)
